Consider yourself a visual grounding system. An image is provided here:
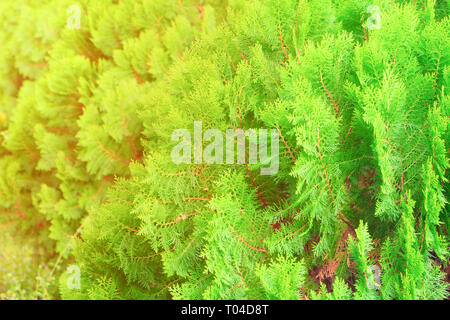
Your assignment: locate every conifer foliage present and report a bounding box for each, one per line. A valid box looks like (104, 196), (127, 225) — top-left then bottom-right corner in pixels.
(0, 0), (449, 300)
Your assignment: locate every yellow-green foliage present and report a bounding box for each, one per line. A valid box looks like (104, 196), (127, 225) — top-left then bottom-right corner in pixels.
(0, 0), (449, 300)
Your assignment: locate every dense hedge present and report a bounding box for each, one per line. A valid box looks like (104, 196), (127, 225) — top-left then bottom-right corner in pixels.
(0, 0), (449, 300)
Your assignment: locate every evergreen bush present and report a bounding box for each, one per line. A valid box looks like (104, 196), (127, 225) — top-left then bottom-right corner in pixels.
(0, 0), (448, 300)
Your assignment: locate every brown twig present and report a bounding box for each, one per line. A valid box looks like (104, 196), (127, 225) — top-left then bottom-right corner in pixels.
(320, 72), (339, 116)
(279, 27), (290, 62)
(317, 129), (334, 202)
(98, 142), (130, 164)
(277, 128), (296, 162)
(160, 212), (208, 227)
(230, 225), (268, 254)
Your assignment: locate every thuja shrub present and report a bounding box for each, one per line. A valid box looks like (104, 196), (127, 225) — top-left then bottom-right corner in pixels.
(61, 0), (449, 300)
(0, 0), (227, 298)
(0, 0), (449, 300)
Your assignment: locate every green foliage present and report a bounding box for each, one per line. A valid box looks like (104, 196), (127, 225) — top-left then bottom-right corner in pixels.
(0, 0), (449, 300)
(380, 194), (448, 299)
(347, 221), (379, 299)
(256, 256), (306, 300)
